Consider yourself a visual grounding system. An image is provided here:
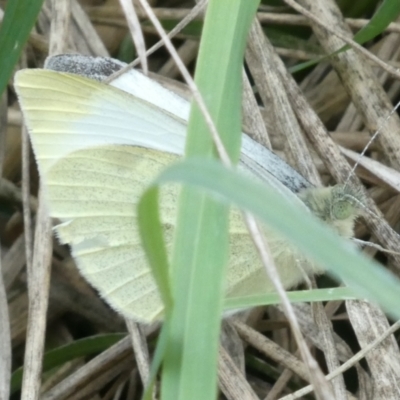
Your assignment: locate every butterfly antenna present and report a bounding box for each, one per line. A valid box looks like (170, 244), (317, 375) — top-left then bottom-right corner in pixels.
(340, 187), (380, 224)
(344, 99), (400, 188)
(343, 193), (365, 210)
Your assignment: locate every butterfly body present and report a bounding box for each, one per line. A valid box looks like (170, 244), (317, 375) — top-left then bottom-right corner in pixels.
(15, 62), (364, 323)
(298, 185), (365, 238)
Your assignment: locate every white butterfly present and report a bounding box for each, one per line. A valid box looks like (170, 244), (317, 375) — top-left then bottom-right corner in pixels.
(15, 55), (362, 323)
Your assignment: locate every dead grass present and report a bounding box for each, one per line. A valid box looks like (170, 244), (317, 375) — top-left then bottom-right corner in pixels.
(2, 0), (400, 399)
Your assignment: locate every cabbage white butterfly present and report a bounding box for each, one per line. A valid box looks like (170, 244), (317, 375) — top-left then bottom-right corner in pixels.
(15, 55), (365, 323)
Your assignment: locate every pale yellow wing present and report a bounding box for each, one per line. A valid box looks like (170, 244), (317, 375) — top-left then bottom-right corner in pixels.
(16, 69), (187, 175)
(15, 70), (188, 322)
(48, 144), (179, 322)
(15, 69), (322, 323)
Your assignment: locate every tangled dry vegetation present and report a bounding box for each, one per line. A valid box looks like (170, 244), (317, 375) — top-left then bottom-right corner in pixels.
(2, 0), (400, 399)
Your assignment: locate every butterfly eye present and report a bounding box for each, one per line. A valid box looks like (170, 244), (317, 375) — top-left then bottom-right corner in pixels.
(332, 200), (354, 220)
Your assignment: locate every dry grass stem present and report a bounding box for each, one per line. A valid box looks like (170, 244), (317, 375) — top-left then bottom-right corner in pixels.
(0, 86), (11, 400)
(4, 0), (400, 398)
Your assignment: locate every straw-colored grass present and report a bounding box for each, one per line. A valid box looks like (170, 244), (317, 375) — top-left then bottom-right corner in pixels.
(1, 0), (400, 399)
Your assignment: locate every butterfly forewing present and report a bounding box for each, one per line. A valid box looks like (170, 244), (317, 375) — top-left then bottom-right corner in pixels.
(15, 67), (332, 323)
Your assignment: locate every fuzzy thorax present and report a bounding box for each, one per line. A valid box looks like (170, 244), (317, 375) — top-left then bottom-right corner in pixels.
(298, 184), (365, 238)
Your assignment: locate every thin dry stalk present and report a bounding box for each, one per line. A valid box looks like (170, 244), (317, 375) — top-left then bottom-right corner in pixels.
(311, 295), (346, 399)
(242, 70), (272, 150)
(87, 7), (400, 34)
(119, 0), (147, 73)
(218, 345), (259, 400)
(49, 0), (71, 55)
(20, 2), (68, 396)
(20, 188), (53, 400)
(125, 320), (151, 387)
(107, 0), (207, 77)
(346, 301), (400, 399)
(279, 320), (400, 400)
(41, 337), (132, 400)
(21, 126), (34, 280)
(70, 0), (109, 56)
(3, 234), (26, 289)
(246, 20), (320, 185)
(0, 87), (11, 400)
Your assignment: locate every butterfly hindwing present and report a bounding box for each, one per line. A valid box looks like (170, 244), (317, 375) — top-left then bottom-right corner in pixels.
(15, 67), (328, 323)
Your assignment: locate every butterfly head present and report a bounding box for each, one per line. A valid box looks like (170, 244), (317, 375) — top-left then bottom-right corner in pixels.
(330, 184), (366, 221)
(298, 184), (366, 237)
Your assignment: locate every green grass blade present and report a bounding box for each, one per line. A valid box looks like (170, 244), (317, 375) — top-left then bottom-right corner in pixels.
(150, 158), (400, 320)
(0, 0), (45, 95)
(142, 318), (171, 400)
(157, 1), (259, 400)
(137, 186), (173, 312)
(351, 0), (400, 44)
(10, 334), (125, 394)
(225, 287), (357, 310)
